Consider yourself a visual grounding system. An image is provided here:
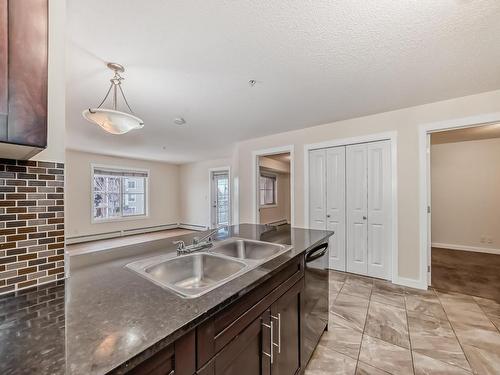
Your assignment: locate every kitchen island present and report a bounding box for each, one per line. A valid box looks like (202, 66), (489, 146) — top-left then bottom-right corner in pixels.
(0, 224), (332, 375)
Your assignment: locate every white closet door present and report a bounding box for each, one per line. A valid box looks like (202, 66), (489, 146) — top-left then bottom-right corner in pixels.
(367, 141), (391, 279)
(346, 144), (368, 275)
(326, 147), (346, 271)
(309, 149), (326, 230)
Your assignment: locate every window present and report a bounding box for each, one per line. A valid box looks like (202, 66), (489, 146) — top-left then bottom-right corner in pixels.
(259, 174), (277, 206)
(92, 166), (148, 221)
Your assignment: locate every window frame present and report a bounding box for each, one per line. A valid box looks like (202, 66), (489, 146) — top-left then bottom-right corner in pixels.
(91, 164), (150, 223)
(259, 172), (278, 208)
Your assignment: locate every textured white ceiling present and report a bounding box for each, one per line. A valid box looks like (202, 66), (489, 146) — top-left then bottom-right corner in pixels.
(66, 0), (500, 163)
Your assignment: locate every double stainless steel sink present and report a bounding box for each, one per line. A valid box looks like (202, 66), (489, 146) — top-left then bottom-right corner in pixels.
(126, 238), (291, 298)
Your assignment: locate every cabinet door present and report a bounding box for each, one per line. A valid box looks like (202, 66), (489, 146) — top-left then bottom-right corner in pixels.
(202, 311), (271, 375)
(128, 331), (195, 375)
(1, 0), (47, 147)
(271, 280), (303, 375)
(0, 0), (7, 140)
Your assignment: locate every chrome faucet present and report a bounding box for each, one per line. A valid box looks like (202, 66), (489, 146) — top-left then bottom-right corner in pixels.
(173, 225), (228, 254)
(193, 225), (227, 244)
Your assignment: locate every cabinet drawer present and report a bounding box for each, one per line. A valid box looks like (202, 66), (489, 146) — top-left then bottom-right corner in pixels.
(196, 255), (304, 369)
(197, 310), (272, 375)
(125, 330), (195, 375)
(126, 344), (174, 375)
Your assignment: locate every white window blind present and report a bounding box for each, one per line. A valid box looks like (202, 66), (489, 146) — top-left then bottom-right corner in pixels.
(92, 167), (148, 221)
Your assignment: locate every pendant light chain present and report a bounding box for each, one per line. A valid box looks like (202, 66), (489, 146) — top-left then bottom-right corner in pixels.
(91, 68), (136, 115)
(91, 82), (114, 113)
(118, 83), (137, 115)
(82, 62), (144, 134)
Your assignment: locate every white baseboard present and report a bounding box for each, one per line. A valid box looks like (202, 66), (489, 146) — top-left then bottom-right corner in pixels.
(393, 276), (428, 290)
(432, 242), (500, 255)
(178, 223), (208, 231)
(66, 231), (122, 245)
(67, 223), (200, 245)
(264, 218), (289, 226)
(123, 223), (179, 236)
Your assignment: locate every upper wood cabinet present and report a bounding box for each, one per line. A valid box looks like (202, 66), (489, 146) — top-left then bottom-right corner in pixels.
(0, 0), (48, 159)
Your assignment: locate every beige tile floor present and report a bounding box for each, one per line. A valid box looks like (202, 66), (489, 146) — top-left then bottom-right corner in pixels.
(305, 271), (500, 375)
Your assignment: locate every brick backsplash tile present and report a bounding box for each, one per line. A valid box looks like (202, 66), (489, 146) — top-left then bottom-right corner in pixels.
(0, 159), (64, 294)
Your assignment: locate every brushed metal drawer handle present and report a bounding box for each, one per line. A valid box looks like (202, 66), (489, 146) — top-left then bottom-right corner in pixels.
(262, 320), (274, 364)
(271, 313), (281, 353)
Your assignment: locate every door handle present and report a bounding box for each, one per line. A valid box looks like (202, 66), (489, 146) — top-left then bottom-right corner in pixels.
(305, 243), (328, 263)
(363, 216), (367, 220)
(271, 313), (281, 353)
(262, 320), (274, 364)
(326, 214), (331, 218)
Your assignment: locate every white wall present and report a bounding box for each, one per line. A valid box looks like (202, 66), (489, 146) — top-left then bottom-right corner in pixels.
(233, 89), (500, 283)
(431, 138), (500, 252)
(179, 158), (232, 228)
(32, 0), (65, 163)
(66, 150), (180, 238)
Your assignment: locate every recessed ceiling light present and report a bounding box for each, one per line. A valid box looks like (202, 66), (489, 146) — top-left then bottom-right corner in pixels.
(174, 117), (186, 125)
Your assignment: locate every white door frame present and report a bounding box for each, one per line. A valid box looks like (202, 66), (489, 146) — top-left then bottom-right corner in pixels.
(252, 145), (295, 225)
(304, 131), (398, 283)
(418, 112), (500, 287)
(208, 166), (231, 229)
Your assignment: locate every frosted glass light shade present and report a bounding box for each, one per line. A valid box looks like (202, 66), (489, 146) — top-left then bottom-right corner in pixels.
(82, 108), (144, 135)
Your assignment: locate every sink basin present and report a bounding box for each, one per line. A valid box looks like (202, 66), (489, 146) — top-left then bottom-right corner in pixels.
(126, 238), (292, 299)
(127, 253), (248, 298)
(211, 238), (288, 260)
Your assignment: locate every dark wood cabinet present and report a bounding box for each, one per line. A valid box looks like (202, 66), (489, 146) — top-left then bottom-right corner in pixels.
(271, 279), (303, 375)
(198, 311), (272, 375)
(123, 255), (307, 375)
(0, 0), (48, 159)
(126, 330), (195, 375)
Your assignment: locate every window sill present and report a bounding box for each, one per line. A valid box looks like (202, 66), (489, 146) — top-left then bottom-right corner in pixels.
(92, 214), (149, 224)
(260, 204), (278, 209)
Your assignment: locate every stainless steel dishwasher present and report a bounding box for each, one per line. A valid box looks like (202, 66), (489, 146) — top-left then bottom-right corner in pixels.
(302, 241), (329, 366)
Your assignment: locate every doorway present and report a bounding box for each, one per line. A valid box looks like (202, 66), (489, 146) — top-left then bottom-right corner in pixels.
(209, 168), (230, 228)
(252, 145), (294, 225)
(427, 123), (500, 300)
(306, 133), (397, 281)
(257, 153), (291, 225)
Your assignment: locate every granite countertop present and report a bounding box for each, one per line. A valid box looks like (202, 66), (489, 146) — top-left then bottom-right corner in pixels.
(0, 224), (333, 375)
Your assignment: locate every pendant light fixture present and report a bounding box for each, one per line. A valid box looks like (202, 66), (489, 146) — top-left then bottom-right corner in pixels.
(82, 62), (144, 135)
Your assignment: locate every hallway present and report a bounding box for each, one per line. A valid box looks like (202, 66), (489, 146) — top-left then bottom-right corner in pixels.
(431, 247), (500, 302)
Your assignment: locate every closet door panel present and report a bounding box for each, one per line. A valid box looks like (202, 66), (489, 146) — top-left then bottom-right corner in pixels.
(326, 147), (346, 271)
(367, 141), (391, 279)
(346, 144), (368, 275)
(309, 149), (326, 230)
